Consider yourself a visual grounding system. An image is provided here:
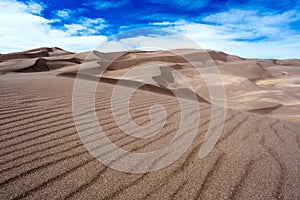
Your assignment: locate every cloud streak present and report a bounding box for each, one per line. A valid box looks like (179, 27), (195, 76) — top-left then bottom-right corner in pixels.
(84, 0), (128, 10)
(149, 0), (211, 10)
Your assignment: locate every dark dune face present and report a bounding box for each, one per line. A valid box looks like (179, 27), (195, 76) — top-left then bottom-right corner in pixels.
(0, 47), (299, 199)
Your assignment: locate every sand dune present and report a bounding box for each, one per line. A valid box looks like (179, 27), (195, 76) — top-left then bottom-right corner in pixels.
(3, 47), (298, 119)
(0, 48), (299, 199)
(0, 47), (72, 61)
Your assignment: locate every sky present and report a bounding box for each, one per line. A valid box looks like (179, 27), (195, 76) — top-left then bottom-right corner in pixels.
(0, 0), (299, 58)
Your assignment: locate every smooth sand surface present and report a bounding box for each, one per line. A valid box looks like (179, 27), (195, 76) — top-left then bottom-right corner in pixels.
(0, 48), (299, 199)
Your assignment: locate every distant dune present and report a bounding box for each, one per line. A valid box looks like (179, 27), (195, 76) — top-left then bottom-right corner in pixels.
(1, 47), (300, 120)
(0, 47), (299, 199)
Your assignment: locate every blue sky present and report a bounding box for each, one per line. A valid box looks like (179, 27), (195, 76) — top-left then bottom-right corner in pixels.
(0, 0), (299, 58)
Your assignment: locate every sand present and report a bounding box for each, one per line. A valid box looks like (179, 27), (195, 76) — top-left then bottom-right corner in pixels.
(0, 47), (299, 199)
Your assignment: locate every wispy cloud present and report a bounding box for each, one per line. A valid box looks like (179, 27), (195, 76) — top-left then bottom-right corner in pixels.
(56, 9), (73, 19)
(150, 21), (184, 26)
(84, 0), (128, 10)
(225, 0), (299, 12)
(64, 17), (107, 35)
(148, 9), (300, 58)
(203, 9), (300, 40)
(149, 0), (211, 10)
(54, 8), (87, 21)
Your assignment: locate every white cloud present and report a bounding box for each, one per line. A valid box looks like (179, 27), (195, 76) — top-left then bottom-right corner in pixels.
(57, 9), (72, 18)
(149, 20), (186, 26)
(0, 0), (107, 53)
(55, 8), (87, 19)
(151, 22), (174, 26)
(54, 35), (108, 52)
(64, 17), (107, 36)
(96, 31), (201, 52)
(26, 1), (44, 14)
(64, 24), (86, 35)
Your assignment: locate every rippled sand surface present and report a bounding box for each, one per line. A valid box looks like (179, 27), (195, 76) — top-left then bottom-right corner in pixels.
(0, 47), (299, 199)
